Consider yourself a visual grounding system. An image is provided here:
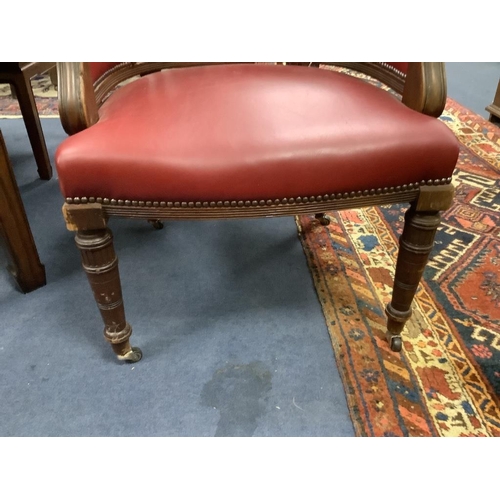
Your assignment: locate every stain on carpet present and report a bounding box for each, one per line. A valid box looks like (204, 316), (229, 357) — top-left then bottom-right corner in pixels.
(201, 361), (272, 436)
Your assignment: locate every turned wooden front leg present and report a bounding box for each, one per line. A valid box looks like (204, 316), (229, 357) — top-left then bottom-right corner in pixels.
(385, 184), (454, 352)
(64, 203), (141, 362)
(385, 206), (440, 351)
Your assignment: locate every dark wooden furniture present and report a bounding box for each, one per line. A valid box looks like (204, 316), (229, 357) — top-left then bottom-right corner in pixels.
(55, 62), (459, 363)
(486, 78), (500, 124)
(0, 130), (46, 293)
(0, 62), (56, 180)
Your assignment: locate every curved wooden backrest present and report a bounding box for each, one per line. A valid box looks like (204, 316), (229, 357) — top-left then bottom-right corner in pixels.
(57, 62), (447, 136)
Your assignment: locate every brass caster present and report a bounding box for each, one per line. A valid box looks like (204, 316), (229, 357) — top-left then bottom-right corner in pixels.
(148, 219), (164, 230)
(315, 213), (331, 226)
(386, 334), (402, 352)
(117, 346), (143, 363)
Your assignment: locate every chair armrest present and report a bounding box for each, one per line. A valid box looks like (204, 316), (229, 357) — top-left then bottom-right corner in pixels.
(57, 62), (98, 135)
(402, 63), (447, 117)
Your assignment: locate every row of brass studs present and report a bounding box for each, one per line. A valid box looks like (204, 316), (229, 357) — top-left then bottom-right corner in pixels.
(379, 62), (406, 78)
(65, 178), (453, 206)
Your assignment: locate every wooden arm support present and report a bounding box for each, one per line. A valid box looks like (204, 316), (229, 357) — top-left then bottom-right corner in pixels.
(402, 63), (447, 118)
(57, 62), (99, 135)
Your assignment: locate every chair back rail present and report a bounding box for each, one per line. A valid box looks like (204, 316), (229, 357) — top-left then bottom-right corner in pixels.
(57, 62), (447, 136)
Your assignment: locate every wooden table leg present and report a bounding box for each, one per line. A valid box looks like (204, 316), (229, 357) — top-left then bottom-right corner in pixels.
(8, 70), (53, 180)
(486, 79), (500, 124)
(1, 63), (56, 180)
(0, 131), (46, 293)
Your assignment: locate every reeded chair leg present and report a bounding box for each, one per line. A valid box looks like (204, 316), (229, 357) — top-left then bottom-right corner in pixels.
(385, 184), (454, 352)
(64, 203), (141, 362)
(385, 205), (441, 351)
(74, 228), (142, 362)
(75, 227), (142, 362)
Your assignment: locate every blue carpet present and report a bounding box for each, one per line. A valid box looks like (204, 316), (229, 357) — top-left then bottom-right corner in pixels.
(445, 62), (500, 120)
(0, 118), (355, 436)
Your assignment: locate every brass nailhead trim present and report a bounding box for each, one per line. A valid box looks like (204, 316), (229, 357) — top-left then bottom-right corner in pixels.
(379, 62), (406, 78)
(65, 178), (452, 206)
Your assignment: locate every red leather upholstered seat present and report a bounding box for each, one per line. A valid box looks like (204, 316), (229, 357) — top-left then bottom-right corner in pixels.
(55, 64), (459, 203)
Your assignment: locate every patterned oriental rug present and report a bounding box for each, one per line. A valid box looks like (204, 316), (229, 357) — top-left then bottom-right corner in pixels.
(2, 66), (499, 436)
(298, 72), (500, 437)
(0, 73), (58, 117)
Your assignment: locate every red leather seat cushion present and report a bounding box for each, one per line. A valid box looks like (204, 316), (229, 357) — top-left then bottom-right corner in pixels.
(56, 64), (459, 202)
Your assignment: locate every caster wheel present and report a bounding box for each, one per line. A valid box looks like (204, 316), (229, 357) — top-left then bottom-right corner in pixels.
(388, 335), (402, 352)
(118, 347), (143, 363)
(315, 213), (331, 226)
(148, 219), (164, 230)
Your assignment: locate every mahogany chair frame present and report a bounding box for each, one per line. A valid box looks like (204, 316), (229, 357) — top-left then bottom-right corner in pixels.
(57, 62), (455, 362)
